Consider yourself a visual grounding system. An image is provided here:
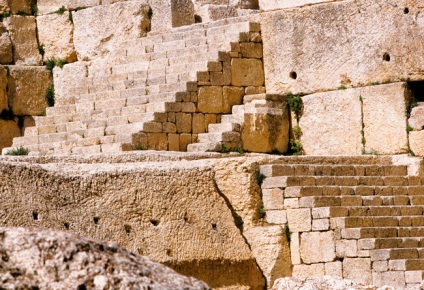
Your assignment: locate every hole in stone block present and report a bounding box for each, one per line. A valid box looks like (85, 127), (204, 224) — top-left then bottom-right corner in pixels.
(383, 53), (391, 62)
(32, 211), (38, 221)
(195, 14), (202, 23)
(124, 224), (132, 234)
(77, 284), (87, 290)
(289, 71), (297, 79)
(93, 216), (100, 224)
(166, 249), (173, 256)
(150, 219), (159, 226)
(404, 7), (409, 14)
(64, 222), (70, 230)
(212, 223), (217, 230)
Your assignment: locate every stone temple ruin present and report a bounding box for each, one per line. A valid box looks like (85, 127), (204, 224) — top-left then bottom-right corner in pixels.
(0, 0), (424, 288)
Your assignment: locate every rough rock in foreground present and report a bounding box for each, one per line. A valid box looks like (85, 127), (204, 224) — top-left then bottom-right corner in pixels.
(0, 227), (210, 290)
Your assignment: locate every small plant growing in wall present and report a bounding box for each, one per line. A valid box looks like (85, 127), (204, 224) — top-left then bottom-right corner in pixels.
(44, 57), (67, 71)
(255, 171), (265, 186)
(38, 44), (45, 57)
(45, 85), (55, 107)
(283, 224), (291, 243)
(289, 138), (303, 156)
(5, 146), (29, 156)
(31, 4), (38, 16)
(287, 93), (303, 121)
(55, 6), (67, 14)
(257, 200), (266, 219)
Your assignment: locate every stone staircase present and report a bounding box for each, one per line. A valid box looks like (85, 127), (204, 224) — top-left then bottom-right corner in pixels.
(188, 93), (289, 153)
(259, 156), (424, 288)
(3, 17), (267, 155)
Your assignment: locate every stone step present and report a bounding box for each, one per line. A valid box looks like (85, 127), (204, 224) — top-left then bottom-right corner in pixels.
(261, 176), (420, 189)
(198, 131), (241, 143)
(186, 142), (222, 152)
(332, 215), (424, 229)
(208, 122), (241, 133)
(265, 156), (395, 166)
(327, 206), (424, 218)
(342, 227), (424, 239)
(364, 237), (424, 250)
(260, 164), (408, 177)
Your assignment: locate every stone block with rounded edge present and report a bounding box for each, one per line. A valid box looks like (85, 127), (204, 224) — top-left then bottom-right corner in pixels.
(299, 88), (362, 155)
(409, 104), (424, 130)
(342, 258), (372, 285)
(0, 120), (21, 151)
(0, 66), (7, 111)
(4, 16), (42, 65)
(261, 0), (424, 95)
(300, 231), (335, 263)
(231, 58), (264, 87)
(362, 82), (409, 155)
(37, 12), (77, 63)
(7, 66), (53, 116)
(73, 1), (150, 60)
(0, 23), (12, 64)
(287, 208), (311, 232)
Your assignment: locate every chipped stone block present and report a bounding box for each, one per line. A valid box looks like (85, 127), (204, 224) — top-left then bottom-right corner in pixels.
(7, 66), (53, 116)
(4, 16), (42, 65)
(299, 88), (362, 155)
(292, 263), (325, 278)
(0, 120), (21, 151)
(73, 2), (150, 60)
(343, 258), (372, 285)
(362, 83), (409, 155)
(198, 86), (224, 113)
(149, 0), (194, 32)
(261, 0), (424, 95)
(265, 210), (286, 224)
(287, 208), (311, 232)
(335, 239), (357, 258)
(409, 104), (424, 130)
(231, 58), (264, 87)
(300, 231), (335, 263)
(37, 12), (77, 63)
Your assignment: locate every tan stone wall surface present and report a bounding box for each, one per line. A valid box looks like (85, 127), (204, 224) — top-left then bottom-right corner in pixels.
(261, 0), (424, 95)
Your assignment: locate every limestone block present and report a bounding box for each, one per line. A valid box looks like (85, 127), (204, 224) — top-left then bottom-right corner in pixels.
(148, 0), (194, 32)
(37, 0), (99, 15)
(380, 271), (405, 288)
(300, 231), (335, 263)
(53, 61), (88, 100)
(261, 0), (424, 95)
(7, 66), (53, 116)
(299, 89), (362, 155)
(192, 113), (205, 134)
(409, 131), (424, 157)
(336, 239), (357, 258)
(73, 1), (150, 60)
(259, 0), (333, 11)
(37, 13), (77, 63)
(325, 261), (342, 278)
(4, 16), (42, 65)
(290, 232), (300, 264)
(362, 83), (409, 155)
(409, 105), (424, 130)
(342, 258), (372, 285)
(0, 23), (12, 64)
(0, 120), (21, 151)
(292, 264), (324, 278)
(223, 86), (243, 113)
(262, 188), (284, 210)
(176, 113), (192, 133)
(198, 86), (224, 113)
(287, 208), (311, 232)
(231, 58), (264, 87)
(0, 66), (8, 111)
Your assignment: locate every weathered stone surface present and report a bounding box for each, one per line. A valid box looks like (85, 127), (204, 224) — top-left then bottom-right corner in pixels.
(244, 225), (292, 287)
(37, 12), (77, 63)
(261, 0), (424, 95)
(7, 66), (53, 116)
(259, 0), (334, 11)
(272, 276), (380, 290)
(0, 156), (266, 289)
(409, 131), (424, 157)
(300, 231), (335, 263)
(0, 23), (12, 64)
(73, 1), (150, 60)
(0, 120), (20, 151)
(223, 86), (243, 112)
(409, 104), (424, 130)
(37, 0), (99, 15)
(148, 0), (194, 32)
(362, 83), (409, 155)
(0, 66), (8, 111)
(343, 258), (372, 285)
(299, 89), (362, 155)
(287, 208), (311, 232)
(231, 58), (264, 87)
(4, 16), (42, 65)
(0, 227), (210, 289)
(9, 0), (33, 14)
(242, 101), (289, 153)
(292, 264), (324, 278)
(198, 86), (224, 113)
(53, 61), (87, 100)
